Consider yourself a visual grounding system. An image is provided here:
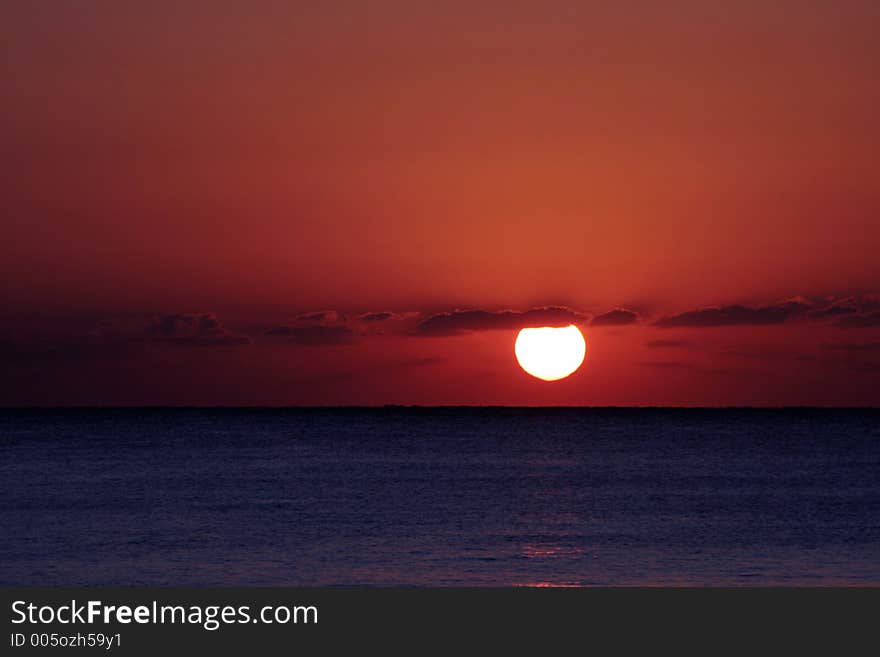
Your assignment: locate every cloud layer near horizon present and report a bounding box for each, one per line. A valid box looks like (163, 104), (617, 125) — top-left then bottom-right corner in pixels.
(3, 295), (879, 354)
(1, 293), (878, 406)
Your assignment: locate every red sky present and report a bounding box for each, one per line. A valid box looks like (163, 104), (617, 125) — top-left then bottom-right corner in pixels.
(2, 2), (879, 405)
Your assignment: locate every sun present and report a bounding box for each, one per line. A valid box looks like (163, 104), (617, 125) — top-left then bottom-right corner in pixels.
(514, 325), (586, 381)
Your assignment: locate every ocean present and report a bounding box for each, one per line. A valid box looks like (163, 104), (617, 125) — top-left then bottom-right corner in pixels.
(1, 408), (877, 586)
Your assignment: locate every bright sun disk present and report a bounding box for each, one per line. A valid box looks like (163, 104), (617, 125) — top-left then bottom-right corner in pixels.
(514, 325), (586, 382)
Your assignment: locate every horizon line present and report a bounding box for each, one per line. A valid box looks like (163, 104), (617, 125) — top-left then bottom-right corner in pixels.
(1, 405), (878, 411)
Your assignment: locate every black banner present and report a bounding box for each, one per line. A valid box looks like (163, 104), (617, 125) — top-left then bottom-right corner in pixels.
(2, 588), (876, 654)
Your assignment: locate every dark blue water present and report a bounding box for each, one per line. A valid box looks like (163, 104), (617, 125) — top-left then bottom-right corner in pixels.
(1, 408), (878, 586)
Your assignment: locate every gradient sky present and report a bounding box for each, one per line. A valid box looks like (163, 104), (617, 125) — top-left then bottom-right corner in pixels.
(2, 1), (879, 405)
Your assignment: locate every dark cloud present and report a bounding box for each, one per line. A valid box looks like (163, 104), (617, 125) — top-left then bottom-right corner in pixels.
(266, 308), (361, 344)
(807, 297), (880, 327)
(266, 325), (356, 345)
(591, 308), (638, 327)
(149, 313), (252, 346)
(0, 312), (251, 364)
(652, 295), (880, 329)
(809, 298), (861, 320)
(645, 339), (693, 349)
(655, 299), (811, 328)
(359, 311), (395, 322)
(296, 310), (341, 323)
(416, 306), (586, 336)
